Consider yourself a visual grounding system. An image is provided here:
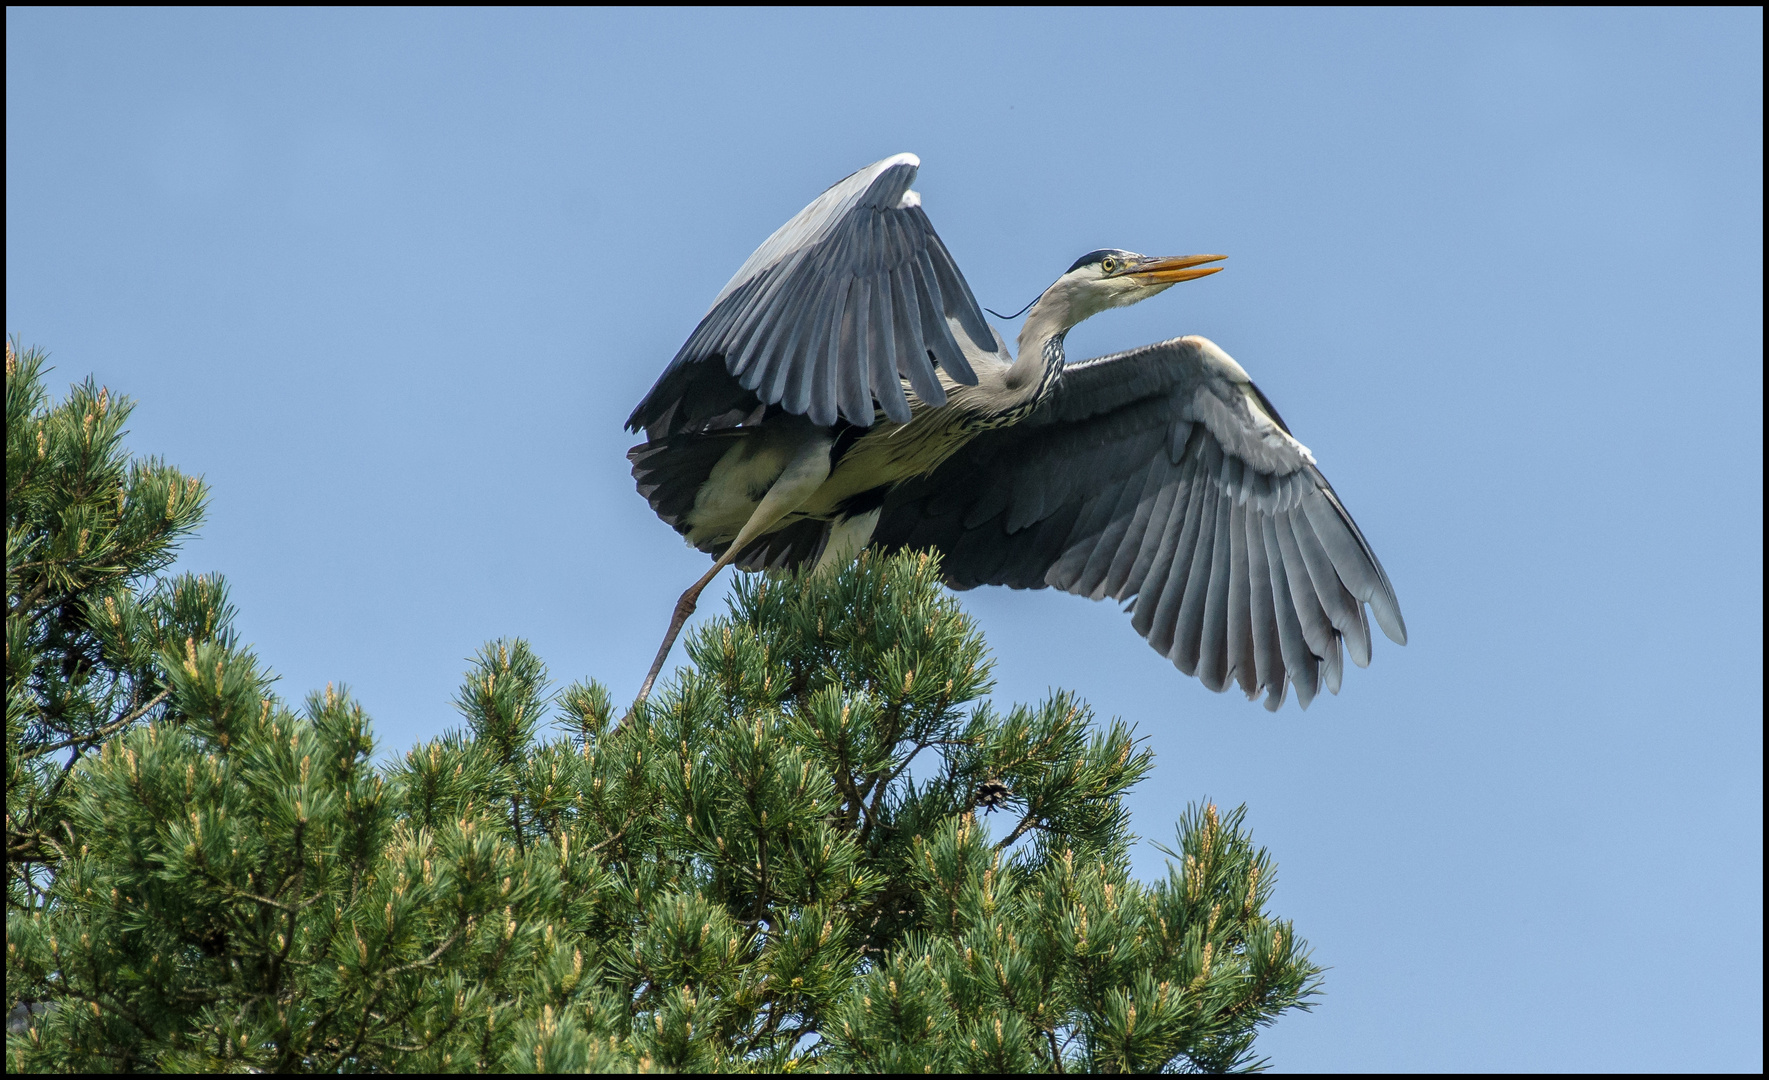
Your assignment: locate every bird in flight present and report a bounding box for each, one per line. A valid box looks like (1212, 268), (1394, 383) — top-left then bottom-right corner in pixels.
(627, 153), (1405, 710)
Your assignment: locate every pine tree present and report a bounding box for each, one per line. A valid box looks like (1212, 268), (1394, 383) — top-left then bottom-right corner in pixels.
(7, 344), (1323, 1072)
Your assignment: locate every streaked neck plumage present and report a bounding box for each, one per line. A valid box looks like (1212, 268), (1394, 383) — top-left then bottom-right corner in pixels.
(1005, 287), (1078, 396)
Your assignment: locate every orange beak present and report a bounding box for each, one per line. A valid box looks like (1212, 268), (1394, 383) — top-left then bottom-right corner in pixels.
(1126, 253), (1227, 284)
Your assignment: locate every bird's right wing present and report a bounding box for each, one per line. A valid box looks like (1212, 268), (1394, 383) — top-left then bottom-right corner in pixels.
(628, 153), (1005, 437)
(873, 336), (1406, 711)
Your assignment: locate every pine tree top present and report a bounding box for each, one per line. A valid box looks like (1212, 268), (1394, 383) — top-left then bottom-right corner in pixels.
(7, 346), (1322, 1073)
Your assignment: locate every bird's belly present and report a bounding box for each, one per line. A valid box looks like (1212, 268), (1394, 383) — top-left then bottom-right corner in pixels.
(799, 416), (975, 518)
(679, 411), (977, 550)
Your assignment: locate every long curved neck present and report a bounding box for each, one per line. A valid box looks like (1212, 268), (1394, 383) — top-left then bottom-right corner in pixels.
(1005, 291), (1074, 394)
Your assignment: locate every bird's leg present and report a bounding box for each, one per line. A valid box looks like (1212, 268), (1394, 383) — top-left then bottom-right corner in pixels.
(812, 507), (882, 574)
(632, 555), (731, 708)
(627, 432), (833, 716)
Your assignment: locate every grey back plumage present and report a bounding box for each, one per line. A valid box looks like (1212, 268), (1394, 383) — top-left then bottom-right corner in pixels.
(627, 153), (1004, 435)
(872, 336), (1407, 711)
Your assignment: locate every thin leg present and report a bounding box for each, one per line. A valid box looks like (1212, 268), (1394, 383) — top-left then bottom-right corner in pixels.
(813, 507), (882, 574)
(632, 551), (736, 707)
(625, 431), (832, 719)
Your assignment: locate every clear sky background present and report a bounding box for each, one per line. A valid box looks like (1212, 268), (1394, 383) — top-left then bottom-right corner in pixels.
(7, 8), (1761, 1072)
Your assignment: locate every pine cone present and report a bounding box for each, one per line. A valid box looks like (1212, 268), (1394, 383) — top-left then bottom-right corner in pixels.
(975, 779), (1011, 812)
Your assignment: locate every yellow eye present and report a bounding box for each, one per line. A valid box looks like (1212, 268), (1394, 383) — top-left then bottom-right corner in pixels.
(1100, 257), (1116, 273)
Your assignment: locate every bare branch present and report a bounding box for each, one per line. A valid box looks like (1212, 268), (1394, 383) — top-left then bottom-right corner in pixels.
(27, 686), (170, 760)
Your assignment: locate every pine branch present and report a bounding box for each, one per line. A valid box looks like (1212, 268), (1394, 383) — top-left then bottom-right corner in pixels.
(28, 685), (169, 760)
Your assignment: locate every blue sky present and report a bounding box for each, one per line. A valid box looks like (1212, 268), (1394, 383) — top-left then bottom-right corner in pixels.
(7, 8), (1761, 1071)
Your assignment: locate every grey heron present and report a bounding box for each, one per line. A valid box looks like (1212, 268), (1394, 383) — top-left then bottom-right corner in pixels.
(627, 153), (1405, 710)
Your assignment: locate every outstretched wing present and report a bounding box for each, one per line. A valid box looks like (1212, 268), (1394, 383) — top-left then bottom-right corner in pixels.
(872, 335), (1407, 711)
(628, 153), (1003, 437)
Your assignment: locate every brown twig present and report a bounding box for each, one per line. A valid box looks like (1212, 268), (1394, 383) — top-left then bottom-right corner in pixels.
(27, 685), (171, 760)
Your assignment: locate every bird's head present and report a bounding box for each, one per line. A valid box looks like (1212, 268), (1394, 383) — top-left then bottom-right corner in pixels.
(1019, 249), (1225, 347)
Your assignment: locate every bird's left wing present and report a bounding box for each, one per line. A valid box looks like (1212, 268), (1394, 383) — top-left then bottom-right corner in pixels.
(872, 336), (1406, 710)
(628, 153), (1005, 437)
